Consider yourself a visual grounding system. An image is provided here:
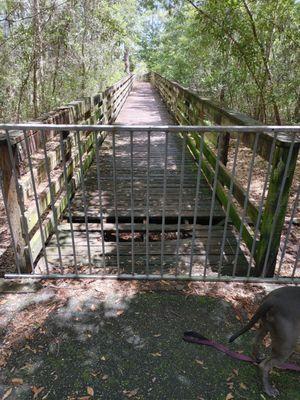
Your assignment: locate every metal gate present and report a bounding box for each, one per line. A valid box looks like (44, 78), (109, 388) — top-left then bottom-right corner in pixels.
(0, 124), (299, 282)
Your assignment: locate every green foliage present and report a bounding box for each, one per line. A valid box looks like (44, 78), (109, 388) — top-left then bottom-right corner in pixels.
(0, 0), (138, 122)
(0, 0), (299, 124)
(139, 0), (300, 124)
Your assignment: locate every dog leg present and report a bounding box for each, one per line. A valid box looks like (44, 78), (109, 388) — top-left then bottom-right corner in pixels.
(259, 336), (295, 397)
(252, 320), (268, 362)
(259, 355), (287, 397)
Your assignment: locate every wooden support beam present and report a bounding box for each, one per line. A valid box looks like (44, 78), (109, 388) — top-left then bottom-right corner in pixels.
(254, 142), (299, 277)
(0, 142), (31, 272)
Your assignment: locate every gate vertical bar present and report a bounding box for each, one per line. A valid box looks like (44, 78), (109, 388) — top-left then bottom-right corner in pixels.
(130, 130), (135, 274)
(41, 130), (63, 273)
(146, 130), (151, 276)
(218, 134), (241, 277)
(232, 132), (260, 277)
(59, 131), (78, 273)
(95, 131), (106, 272)
(190, 132), (204, 277)
(76, 130), (92, 272)
(175, 132), (187, 273)
(292, 244), (300, 279)
(160, 131), (169, 276)
(112, 131), (120, 274)
(23, 129), (49, 274)
(248, 132), (277, 274)
(204, 133), (223, 278)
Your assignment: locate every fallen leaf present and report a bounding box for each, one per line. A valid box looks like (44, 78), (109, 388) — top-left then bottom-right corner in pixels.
(20, 363), (34, 371)
(195, 359), (204, 366)
(100, 356), (107, 361)
(116, 310), (124, 316)
(226, 394), (234, 400)
(2, 388), (13, 399)
(90, 304), (96, 311)
(153, 334), (161, 337)
(150, 352), (162, 357)
(232, 369), (238, 376)
(11, 378), (23, 385)
(24, 345), (37, 354)
(102, 374), (109, 380)
(32, 386), (45, 399)
(78, 397), (90, 400)
(87, 387), (94, 396)
(227, 382), (234, 390)
(239, 382), (247, 390)
(123, 388), (139, 398)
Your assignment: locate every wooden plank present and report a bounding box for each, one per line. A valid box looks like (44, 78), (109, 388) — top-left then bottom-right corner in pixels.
(43, 242), (243, 256)
(48, 231), (238, 247)
(57, 222), (237, 236)
(68, 209), (225, 218)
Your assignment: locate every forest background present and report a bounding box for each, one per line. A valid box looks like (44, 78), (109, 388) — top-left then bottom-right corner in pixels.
(0, 0), (299, 124)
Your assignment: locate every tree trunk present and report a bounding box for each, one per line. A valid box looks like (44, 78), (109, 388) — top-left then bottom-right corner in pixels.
(124, 46), (130, 74)
(32, 0), (42, 118)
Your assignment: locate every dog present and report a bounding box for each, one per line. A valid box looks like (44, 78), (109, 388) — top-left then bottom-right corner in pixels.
(229, 286), (300, 397)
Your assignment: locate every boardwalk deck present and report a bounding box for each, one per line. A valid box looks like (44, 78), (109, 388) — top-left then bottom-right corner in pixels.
(37, 82), (248, 277)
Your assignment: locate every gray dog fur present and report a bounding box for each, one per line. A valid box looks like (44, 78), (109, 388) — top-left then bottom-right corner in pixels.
(229, 286), (300, 397)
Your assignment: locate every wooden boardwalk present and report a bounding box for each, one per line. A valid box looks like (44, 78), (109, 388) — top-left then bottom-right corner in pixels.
(38, 82), (248, 276)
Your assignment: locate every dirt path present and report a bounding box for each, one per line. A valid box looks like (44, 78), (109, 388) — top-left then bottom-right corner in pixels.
(0, 279), (299, 400)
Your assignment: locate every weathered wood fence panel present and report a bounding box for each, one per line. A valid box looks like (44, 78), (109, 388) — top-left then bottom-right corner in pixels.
(150, 72), (299, 277)
(0, 74), (135, 271)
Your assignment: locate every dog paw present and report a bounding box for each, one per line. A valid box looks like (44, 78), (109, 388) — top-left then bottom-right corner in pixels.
(264, 386), (280, 397)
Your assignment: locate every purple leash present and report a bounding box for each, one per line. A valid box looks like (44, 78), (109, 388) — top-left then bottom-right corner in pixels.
(183, 331), (300, 372)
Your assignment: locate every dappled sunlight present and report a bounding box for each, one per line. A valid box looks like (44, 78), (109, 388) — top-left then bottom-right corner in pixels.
(1, 280), (299, 399)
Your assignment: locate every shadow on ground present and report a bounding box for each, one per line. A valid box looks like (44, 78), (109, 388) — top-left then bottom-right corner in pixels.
(0, 282), (299, 400)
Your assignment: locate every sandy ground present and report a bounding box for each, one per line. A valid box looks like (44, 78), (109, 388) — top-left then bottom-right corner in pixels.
(0, 279), (299, 400)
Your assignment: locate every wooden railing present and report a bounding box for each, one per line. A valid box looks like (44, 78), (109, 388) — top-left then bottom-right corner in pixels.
(150, 72), (299, 277)
(0, 74), (135, 271)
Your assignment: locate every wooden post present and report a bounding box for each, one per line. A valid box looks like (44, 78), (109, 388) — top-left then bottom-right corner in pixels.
(218, 132), (231, 166)
(0, 140), (31, 272)
(254, 142), (299, 277)
(215, 113), (230, 166)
